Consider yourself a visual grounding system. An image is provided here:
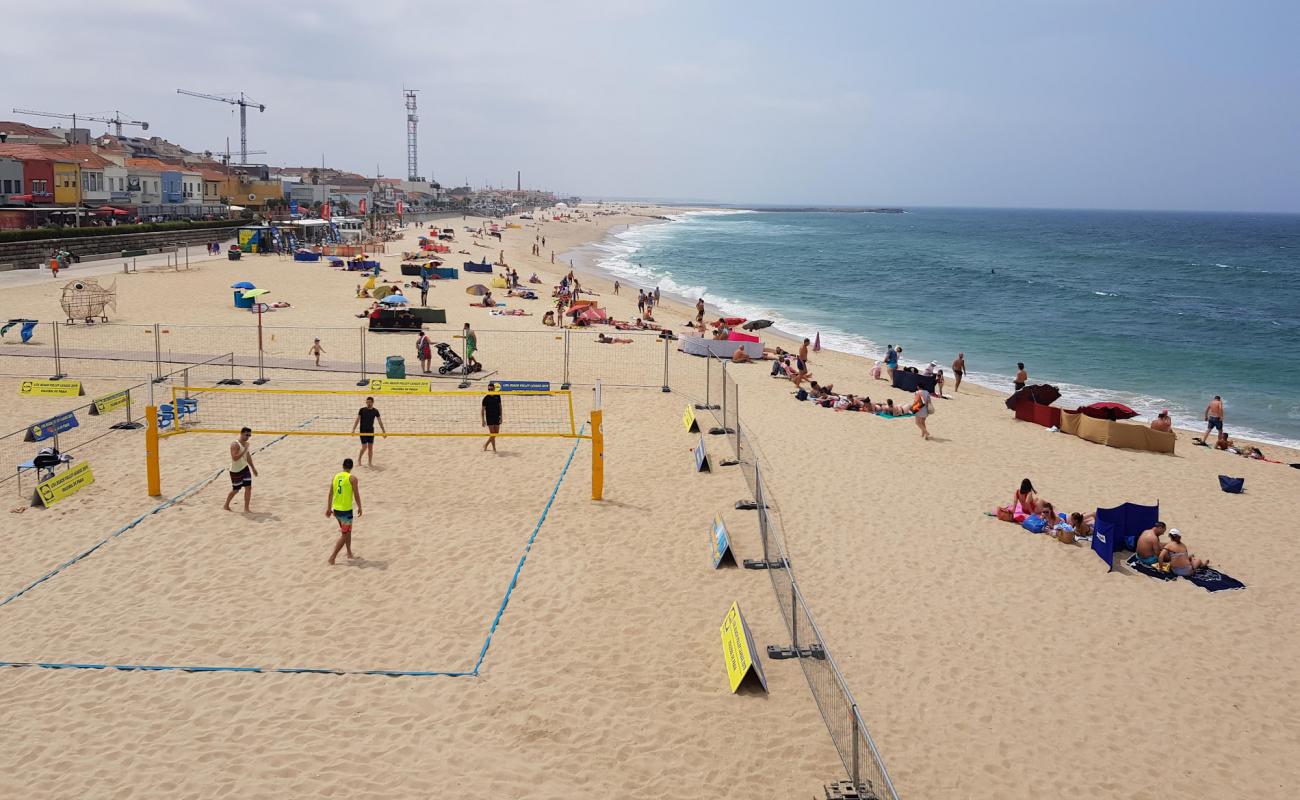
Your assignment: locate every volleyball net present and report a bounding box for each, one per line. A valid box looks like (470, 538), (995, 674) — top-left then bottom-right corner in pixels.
(161, 386), (581, 439)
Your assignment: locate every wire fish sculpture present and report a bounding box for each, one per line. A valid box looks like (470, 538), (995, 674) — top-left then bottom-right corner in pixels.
(60, 278), (118, 324)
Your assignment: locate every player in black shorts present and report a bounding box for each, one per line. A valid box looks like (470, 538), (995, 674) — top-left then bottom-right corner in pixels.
(481, 382), (503, 452)
(351, 396), (386, 466)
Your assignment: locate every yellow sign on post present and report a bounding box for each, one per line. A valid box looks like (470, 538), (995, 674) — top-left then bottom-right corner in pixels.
(34, 461), (95, 507)
(20, 379), (83, 397)
(91, 389), (130, 415)
(683, 404), (699, 433)
(368, 378), (432, 394)
(720, 601), (768, 693)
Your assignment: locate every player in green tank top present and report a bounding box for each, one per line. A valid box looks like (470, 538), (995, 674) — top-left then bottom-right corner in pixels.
(325, 458), (362, 565)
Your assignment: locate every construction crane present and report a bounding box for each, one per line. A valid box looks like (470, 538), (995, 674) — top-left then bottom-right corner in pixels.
(176, 89), (265, 165)
(200, 148), (267, 166)
(12, 107), (150, 137)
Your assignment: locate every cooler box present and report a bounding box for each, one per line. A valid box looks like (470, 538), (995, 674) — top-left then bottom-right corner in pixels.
(227, 250), (241, 261)
(234, 291), (254, 309)
(386, 356), (406, 379)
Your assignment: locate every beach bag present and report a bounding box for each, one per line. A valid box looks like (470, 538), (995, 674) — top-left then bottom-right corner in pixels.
(1021, 515), (1048, 533)
(1218, 475), (1245, 494)
(795, 389), (808, 401)
(996, 507), (1016, 522)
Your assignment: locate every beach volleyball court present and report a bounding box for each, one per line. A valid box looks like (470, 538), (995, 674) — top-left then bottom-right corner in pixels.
(0, 416), (588, 676)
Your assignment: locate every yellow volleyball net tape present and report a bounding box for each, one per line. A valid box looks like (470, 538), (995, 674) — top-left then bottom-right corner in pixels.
(159, 385), (582, 439)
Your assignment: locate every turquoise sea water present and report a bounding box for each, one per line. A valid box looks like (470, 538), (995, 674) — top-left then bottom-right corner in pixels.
(578, 207), (1300, 448)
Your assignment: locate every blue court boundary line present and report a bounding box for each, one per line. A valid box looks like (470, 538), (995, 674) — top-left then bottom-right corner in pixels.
(469, 421), (586, 674)
(0, 417), (318, 609)
(0, 422), (586, 679)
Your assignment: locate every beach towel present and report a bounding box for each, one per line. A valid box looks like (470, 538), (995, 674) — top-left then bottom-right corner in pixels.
(1218, 475), (1245, 494)
(1125, 554), (1246, 593)
(874, 411), (914, 419)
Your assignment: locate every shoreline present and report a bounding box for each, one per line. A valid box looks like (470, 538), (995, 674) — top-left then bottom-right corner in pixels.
(563, 207), (1300, 458)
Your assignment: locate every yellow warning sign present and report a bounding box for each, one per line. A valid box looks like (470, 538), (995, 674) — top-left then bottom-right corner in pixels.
(367, 378), (431, 394)
(720, 601), (768, 693)
(34, 461), (95, 507)
(683, 404), (698, 433)
(19, 379), (83, 397)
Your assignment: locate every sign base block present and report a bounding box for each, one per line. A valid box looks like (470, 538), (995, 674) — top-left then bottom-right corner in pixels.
(743, 557), (789, 570)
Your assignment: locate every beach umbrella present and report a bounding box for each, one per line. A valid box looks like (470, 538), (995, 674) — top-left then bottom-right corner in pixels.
(465, 284), (489, 296)
(1077, 401), (1138, 421)
(742, 319), (773, 331)
(381, 294), (409, 305)
(813, 332), (822, 352)
(241, 288), (270, 299)
(1005, 384), (1061, 410)
(231, 281), (256, 290)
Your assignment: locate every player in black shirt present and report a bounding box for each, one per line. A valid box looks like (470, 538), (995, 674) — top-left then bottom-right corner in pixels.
(481, 382), (503, 452)
(351, 396), (386, 466)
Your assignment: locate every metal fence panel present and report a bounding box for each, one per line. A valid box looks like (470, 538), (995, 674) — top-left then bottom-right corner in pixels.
(564, 328), (666, 387)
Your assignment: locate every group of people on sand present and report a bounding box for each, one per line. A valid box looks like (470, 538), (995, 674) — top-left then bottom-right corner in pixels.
(999, 478), (1212, 573)
(766, 338), (936, 439)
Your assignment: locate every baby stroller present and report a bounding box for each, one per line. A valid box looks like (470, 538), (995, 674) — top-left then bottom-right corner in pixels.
(435, 342), (463, 375)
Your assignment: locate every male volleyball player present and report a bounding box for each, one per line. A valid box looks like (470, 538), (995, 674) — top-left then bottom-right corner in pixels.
(481, 382), (503, 452)
(326, 458), (362, 565)
(223, 427), (257, 512)
(351, 396), (386, 466)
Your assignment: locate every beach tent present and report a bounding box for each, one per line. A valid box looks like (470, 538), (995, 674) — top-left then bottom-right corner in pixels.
(491, 275), (508, 289)
(1092, 501), (1160, 569)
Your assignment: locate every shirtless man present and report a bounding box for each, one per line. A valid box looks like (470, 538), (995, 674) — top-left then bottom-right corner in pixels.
(797, 338), (811, 375)
(1159, 529), (1209, 576)
(1014, 362), (1028, 391)
(1151, 409), (1173, 433)
(952, 353), (966, 393)
(1135, 522), (1167, 567)
(695, 298), (705, 324)
(1203, 395), (1225, 441)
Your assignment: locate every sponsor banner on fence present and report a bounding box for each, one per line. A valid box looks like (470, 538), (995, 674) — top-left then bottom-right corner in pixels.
(20, 379), (83, 397)
(25, 411), (79, 442)
(90, 389), (130, 415)
(498, 380), (550, 394)
(710, 513), (734, 568)
(35, 461), (95, 507)
(368, 378), (431, 394)
(720, 601), (767, 693)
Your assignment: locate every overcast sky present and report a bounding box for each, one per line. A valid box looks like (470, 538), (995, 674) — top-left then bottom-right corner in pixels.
(9, 1), (1298, 211)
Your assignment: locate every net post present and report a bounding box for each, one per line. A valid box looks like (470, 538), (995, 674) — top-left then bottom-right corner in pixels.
(145, 403), (161, 497)
(661, 334), (670, 392)
(790, 580), (798, 651)
(561, 328), (571, 389)
(152, 323), (164, 382)
(734, 386), (741, 463)
(51, 321), (66, 380)
(356, 326), (369, 386)
(182, 369), (190, 400)
(591, 381), (604, 501)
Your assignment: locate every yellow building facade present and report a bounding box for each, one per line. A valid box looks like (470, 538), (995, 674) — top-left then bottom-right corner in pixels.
(52, 161), (81, 205)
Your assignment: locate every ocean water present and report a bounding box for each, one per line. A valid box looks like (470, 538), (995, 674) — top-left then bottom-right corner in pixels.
(579, 207), (1300, 449)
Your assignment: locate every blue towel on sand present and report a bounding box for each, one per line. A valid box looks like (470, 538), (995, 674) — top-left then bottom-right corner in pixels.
(1125, 554), (1245, 593)
(875, 411), (914, 419)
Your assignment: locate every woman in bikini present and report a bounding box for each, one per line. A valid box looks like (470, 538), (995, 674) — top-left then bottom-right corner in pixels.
(1159, 529), (1209, 576)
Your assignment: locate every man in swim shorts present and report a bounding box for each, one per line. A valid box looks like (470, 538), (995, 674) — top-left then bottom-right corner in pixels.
(1014, 362), (1028, 391)
(326, 458), (362, 565)
(1134, 521), (1167, 566)
(352, 396), (386, 467)
(952, 352), (965, 393)
(223, 427), (257, 512)
(1203, 395), (1224, 440)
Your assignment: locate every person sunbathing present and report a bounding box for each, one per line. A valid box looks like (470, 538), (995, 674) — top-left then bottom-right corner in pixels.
(1053, 510), (1093, 544)
(732, 346), (752, 363)
(542, 310), (556, 326)
(1159, 529), (1209, 576)
(1242, 446), (1265, 459)
(1215, 431), (1239, 453)
(1012, 478), (1040, 517)
(596, 333), (632, 344)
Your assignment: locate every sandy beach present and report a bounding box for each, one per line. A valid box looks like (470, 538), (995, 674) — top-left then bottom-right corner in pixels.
(1, 206), (1297, 799)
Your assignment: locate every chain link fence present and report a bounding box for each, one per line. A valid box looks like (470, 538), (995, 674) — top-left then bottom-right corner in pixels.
(694, 356), (900, 800)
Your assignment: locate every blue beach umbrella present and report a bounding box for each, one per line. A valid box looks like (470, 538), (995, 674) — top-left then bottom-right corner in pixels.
(231, 281), (256, 289)
(380, 294), (410, 305)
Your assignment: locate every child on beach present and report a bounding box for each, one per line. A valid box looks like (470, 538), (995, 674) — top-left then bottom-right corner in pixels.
(309, 338), (325, 366)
